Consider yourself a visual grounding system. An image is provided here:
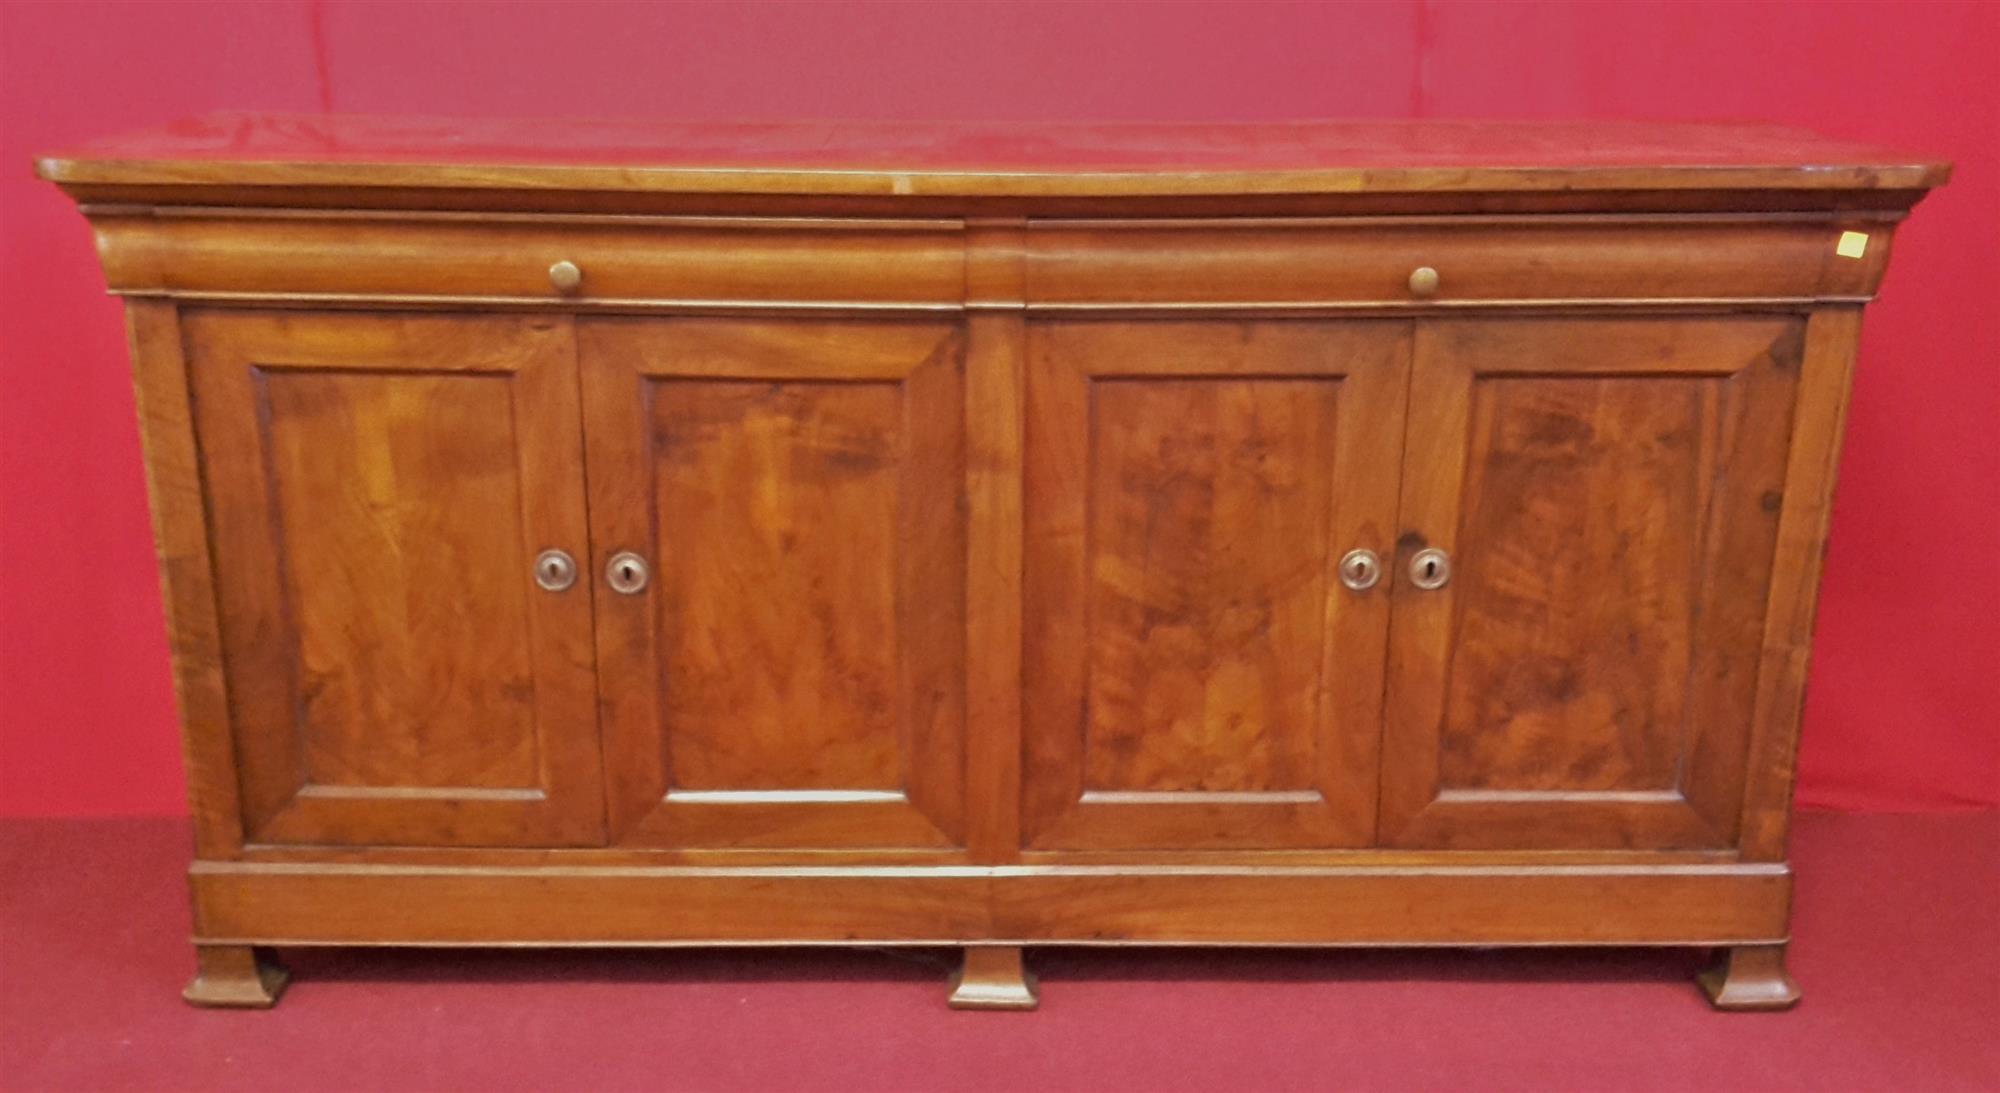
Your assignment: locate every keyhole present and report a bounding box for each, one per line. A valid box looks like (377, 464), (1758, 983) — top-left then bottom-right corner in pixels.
(607, 552), (648, 593)
(1410, 547), (1449, 590)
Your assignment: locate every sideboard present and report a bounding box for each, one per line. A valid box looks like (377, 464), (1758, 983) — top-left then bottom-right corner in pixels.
(38, 116), (1947, 1010)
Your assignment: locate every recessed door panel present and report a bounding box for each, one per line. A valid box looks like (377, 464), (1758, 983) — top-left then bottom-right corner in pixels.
(580, 318), (966, 850)
(1022, 321), (1410, 850)
(184, 311), (604, 847)
(1381, 317), (1802, 849)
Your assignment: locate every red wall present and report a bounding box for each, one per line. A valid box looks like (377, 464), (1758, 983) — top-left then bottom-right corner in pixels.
(2, 1), (1994, 817)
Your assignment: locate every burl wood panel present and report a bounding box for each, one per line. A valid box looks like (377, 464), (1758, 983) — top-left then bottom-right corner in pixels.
(1024, 320), (1409, 850)
(1382, 317), (1801, 849)
(579, 318), (967, 850)
(181, 311), (604, 847)
(1439, 377), (1712, 794)
(650, 380), (904, 792)
(1082, 378), (1339, 795)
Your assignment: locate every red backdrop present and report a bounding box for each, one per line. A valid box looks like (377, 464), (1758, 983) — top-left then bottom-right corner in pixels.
(2, 0), (1994, 817)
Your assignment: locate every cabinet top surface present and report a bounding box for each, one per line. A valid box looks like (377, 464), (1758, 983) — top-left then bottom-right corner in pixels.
(38, 112), (1949, 200)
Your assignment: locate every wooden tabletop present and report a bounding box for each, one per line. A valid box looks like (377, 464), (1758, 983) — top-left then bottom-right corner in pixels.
(37, 113), (1950, 199)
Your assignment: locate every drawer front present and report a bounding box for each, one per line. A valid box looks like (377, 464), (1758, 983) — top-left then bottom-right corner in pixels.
(1026, 218), (1891, 307)
(92, 214), (967, 306)
(94, 212), (1888, 310)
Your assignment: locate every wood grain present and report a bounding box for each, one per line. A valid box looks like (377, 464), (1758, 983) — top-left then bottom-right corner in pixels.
(579, 318), (967, 850)
(37, 113), (1951, 199)
(185, 860), (1791, 947)
(1737, 308), (1867, 861)
(1381, 317), (1801, 850)
(1023, 320), (1408, 850)
(181, 310), (604, 847)
(1025, 218), (1894, 307)
(962, 221), (1029, 864)
(43, 119), (1943, 1008)
(84, 212), (1895, 309)
(122, 301), (244, 856)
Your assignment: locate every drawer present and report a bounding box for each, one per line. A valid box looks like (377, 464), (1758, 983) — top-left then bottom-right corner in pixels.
(91, 211), (1893, 310)
(1025, 217), (1893, 307)
(90, 213), (967, 306)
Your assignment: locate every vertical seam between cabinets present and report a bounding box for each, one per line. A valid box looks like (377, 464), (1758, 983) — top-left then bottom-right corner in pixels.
(1373, 319), (1422, 845)
(557, 317), (613, 847)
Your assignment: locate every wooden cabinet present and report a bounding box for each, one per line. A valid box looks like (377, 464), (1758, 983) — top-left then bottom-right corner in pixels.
(38, 115), (1946, 1012)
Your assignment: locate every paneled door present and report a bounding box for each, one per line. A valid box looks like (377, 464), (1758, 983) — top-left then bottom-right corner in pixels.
(184, 311), (604, 847)
(579, 318), (967, 849)
(1022, 321), (1411, 850)
(1380, 317), (1803, 849)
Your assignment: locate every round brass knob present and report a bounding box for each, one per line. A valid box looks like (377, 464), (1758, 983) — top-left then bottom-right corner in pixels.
(1338, 548), (1382, 592)
(548, 260), (583, 293)
(1408, 266), (1440, 298)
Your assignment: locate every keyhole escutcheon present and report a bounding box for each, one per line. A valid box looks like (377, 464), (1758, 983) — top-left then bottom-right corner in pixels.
(533, 549), (577, 592)
(606, 551), (651, 595)
(1338, 548), (1382, 591)
(1409, 547), (1451, 591)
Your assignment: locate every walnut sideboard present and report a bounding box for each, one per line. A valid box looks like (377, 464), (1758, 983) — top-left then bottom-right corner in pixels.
(38, 116), (1947, 1010)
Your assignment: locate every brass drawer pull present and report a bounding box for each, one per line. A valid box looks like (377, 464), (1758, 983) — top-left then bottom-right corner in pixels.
(1408, 266), (1441, 298)
(548, 259), (583, 293)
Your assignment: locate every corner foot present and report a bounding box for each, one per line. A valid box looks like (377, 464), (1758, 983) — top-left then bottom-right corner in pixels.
(183, 945), (289, 1008)
(1698, 944), (1800, 1011)
(949, 946), (1038, 1010)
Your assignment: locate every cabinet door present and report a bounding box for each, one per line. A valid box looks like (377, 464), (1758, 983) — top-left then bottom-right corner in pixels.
(579, 318), (966, 850)
(184, 311), (604, 847)
(1022, 321), (1410, 850)
(1381, 317), (1802, 849)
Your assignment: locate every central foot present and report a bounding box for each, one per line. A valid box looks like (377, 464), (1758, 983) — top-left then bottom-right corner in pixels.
(949, 946), (1038, 1010)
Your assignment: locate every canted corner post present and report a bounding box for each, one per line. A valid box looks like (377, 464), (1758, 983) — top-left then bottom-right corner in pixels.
(1698, 943), (1800, 1011)
(183, 944), (289, 1008)
(948, 945), (1038, 1010)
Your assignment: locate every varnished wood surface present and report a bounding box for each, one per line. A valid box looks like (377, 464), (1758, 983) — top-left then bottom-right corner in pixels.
(948, 947), (1038, 1010)
(1022, 321), (1406, 850)
(37, 113), (1949, 199)
(1381, 317), (1802, 850)
(580, 318), (967, 850)
(181, 945), (288, 1008)
(185, 860), (1792, 947)
(83, 212), (1899, 309)
(182, 311), (605, 848)
(48, 121), (1944, 1007)
(123, 302), (245, 857)
(1698, 943), (1803, 1011)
